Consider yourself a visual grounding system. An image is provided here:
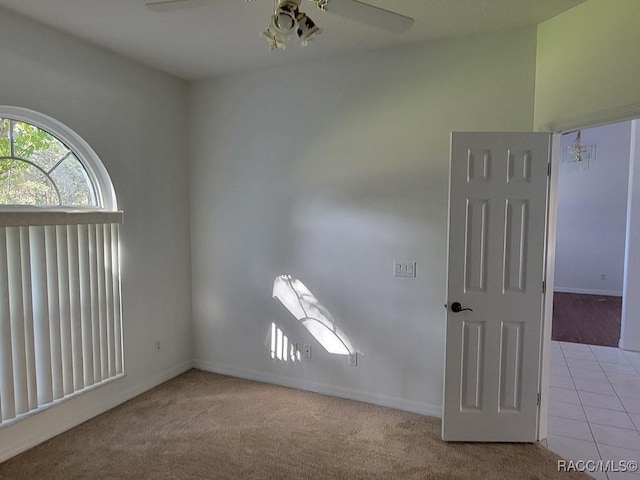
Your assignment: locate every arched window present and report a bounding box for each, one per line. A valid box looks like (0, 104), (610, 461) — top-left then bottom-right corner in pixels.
(0, 106), (116, 210)
(0, 107), (123, 427)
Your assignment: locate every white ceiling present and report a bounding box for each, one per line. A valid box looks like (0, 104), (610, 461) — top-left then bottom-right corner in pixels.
(0, 0), (585, 80)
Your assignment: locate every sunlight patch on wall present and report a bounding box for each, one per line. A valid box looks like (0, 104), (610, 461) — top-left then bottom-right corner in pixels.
(270, 322), (301, 362)
(272, 275), (356, 356)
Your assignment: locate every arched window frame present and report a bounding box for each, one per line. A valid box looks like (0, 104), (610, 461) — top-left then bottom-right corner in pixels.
(0, 106), (123, 428)
(0, 106), (117, 211)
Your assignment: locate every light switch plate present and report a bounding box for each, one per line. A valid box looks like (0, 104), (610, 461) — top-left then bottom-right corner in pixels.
(394, 261), (416, 278)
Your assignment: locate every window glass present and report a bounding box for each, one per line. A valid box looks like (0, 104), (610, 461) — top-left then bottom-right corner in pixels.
(50, 154), (96, 206)
(0, 117), (97, 207)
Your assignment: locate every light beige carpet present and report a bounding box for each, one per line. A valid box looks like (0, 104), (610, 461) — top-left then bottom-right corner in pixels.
(0, 369), (589, 479)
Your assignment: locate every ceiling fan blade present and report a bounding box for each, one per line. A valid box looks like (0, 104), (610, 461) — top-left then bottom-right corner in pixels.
(321, 0), (414, 33)
(145, 0), (216, 12)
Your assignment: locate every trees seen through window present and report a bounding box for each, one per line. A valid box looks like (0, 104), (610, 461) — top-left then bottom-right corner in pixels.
(0, 118), (97, 206)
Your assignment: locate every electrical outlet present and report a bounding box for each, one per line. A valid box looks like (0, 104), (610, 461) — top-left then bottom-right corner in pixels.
(348, 352), (358, 367)
(303, 344), (311, 359)
(154, 340), (161, 352)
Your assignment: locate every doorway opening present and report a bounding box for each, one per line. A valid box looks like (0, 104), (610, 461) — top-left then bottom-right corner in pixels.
(551, 121), (632, 349)
(543, 118), (640, 463)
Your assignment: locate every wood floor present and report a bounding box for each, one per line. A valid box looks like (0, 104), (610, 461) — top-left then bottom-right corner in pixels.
(551, 292), (621, 347)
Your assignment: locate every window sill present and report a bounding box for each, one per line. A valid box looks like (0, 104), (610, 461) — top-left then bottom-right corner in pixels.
(0, 209), (124, 227)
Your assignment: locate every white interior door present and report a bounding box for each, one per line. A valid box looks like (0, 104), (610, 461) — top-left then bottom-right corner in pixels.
(443, 132), (551, 442)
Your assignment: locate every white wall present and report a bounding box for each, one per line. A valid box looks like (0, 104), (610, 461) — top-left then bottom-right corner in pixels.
(189, 27), (538, 414)
(621, 120), (640, 351)
(554, 121), (631, 296)
(534, 0), (640, 131)
(0, 8), (193, 460)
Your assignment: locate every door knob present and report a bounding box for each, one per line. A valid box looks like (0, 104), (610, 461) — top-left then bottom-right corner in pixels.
(451, 302), (473, 313)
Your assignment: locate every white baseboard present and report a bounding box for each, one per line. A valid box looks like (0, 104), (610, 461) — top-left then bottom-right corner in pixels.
(619, 338), (640, 353)
(554, 287), (623, 297)
(193, 359), (442, 419)
(0, 360), (194, 463)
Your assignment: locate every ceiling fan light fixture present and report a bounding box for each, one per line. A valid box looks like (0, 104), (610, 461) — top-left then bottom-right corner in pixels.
(271, 11), (296, 35)
(274, 1), (300, 32)
(261, 28), (287, 50)
(261, 0), (322, 51)
(296, 13), (322, 47)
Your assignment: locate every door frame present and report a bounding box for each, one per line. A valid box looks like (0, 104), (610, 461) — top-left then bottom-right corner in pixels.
(538, 132), (561, 441)
(537, 105), (640, 440)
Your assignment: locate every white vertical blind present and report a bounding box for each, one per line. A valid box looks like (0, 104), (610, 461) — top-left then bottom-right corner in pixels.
(96, 225), (108, 381)
(56, 226), (74, 397)
(20, 227), (38, 411)
(88, 225), (101, 383)
(112, 224), (123, 375)
(0, 228), (15, 421)
(6, 228), (28, 415)
(67, 225), (84, 392)
(78, 224), (94, 388)
(0, 211), (123, 425)
(103, 225), (115, 378)
(45, 226), (63, 401)
(30, 225), (54, 406)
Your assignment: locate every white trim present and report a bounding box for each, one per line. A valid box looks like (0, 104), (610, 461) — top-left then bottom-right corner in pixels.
(553, 287), (623, 297)
(619, 339), (640, 353)
(0, 105), (117, 210)
(0, 361), (193, 463)
(538, 133), (562, 441)
(542, 102), (640, 134)
(194, 359), (441, 418)
(621, 120), (640, 361)
(0, 209), (124, 227)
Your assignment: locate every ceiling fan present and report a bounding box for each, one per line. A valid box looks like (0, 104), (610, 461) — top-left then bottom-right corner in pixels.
(145, 0), (415, 50)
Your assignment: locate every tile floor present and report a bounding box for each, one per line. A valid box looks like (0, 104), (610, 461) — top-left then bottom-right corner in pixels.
(547, 340), (640, 479)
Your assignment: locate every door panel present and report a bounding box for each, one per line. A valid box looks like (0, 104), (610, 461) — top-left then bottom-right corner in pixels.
(443, 132), (551, 442)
